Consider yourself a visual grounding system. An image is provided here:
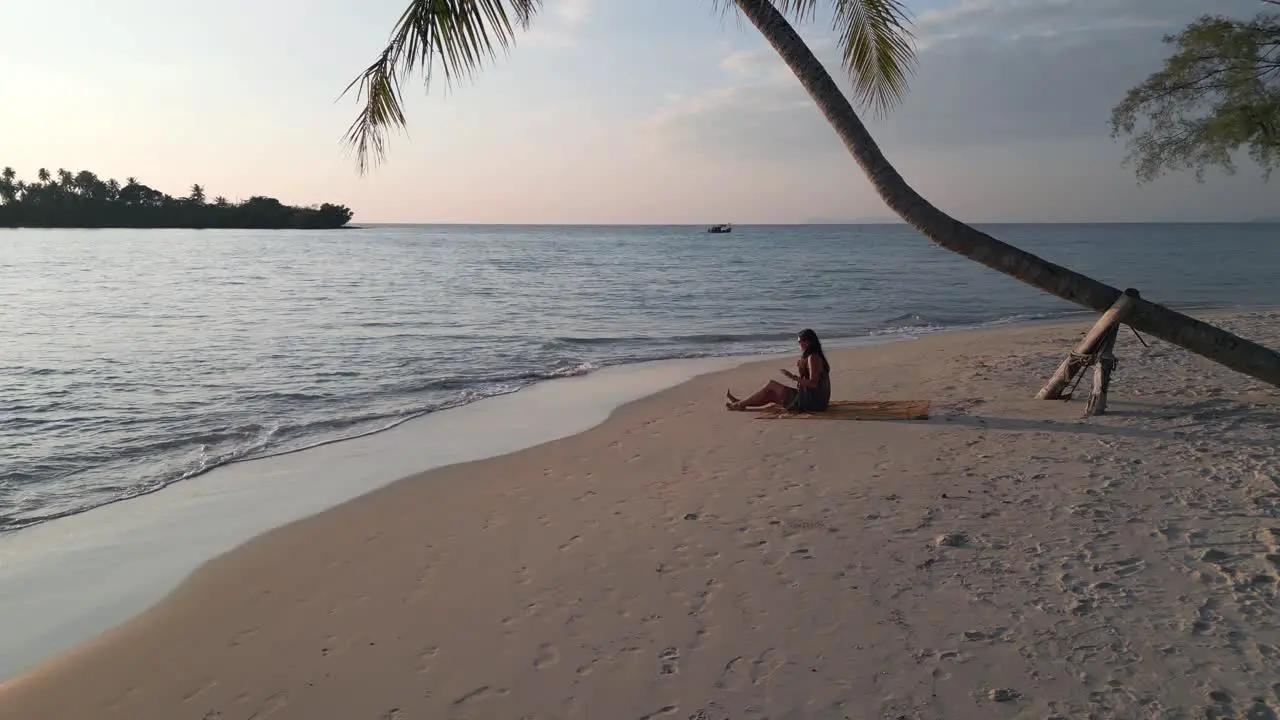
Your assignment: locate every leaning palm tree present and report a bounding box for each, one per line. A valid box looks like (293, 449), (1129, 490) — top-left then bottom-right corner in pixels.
(342, 0), (1280, 387)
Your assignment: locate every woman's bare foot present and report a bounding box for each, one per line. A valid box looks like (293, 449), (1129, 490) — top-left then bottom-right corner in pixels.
(726, 390), (740, 404)
(725, 399), (746, 411)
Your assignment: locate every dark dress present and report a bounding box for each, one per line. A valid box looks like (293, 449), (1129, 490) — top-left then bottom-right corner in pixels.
(786, 354), (831, 412)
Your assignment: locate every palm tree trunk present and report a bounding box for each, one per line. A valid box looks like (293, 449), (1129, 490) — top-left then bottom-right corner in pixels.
(733, 0), (1280, 388)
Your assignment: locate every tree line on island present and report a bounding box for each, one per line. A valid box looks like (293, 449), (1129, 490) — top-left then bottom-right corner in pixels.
(0, 167), (353, 229)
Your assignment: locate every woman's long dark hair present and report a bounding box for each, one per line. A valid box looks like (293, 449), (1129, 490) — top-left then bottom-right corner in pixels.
(798, 328), (828, 373)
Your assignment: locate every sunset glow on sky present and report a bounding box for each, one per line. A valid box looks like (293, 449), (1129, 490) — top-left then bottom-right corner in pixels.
(2, 0), (1273, 223)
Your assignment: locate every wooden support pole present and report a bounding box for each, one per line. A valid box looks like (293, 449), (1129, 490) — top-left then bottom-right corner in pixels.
(1036, 288), (1140, 400)
(1084, 323), (1120, 416)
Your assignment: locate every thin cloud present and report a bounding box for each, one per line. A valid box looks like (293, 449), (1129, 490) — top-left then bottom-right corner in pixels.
(719, 49), (768, 76)
(914, 0), (1260, 49)
(640, 0), (1266, 160)
(557, 0), (591, 26)
(524, 0), (593, 48)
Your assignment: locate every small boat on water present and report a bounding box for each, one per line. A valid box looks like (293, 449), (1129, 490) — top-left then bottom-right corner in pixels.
(707, 223), (732, 234)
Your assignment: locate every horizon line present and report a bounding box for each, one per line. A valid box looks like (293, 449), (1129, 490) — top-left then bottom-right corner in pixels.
(351, 219), (1278, 226)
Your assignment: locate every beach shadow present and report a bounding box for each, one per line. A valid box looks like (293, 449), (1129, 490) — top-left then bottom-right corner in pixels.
(922, 415), (1181, 441)
(1112, 404), (1280, 429)
(918, 413), (1278, 447)
(1106, 400), (1183, 409)
(1105, 397), (1280, 414)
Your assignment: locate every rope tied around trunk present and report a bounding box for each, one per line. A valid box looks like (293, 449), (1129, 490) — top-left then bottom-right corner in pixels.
(1060, 324), (1143, 401)
(1060, 351), (1096, 401)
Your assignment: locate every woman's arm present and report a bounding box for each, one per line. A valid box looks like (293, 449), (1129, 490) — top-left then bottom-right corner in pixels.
(787, 355), (823, 389)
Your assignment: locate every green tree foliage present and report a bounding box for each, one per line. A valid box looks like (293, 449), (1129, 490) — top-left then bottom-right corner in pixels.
(0, 167), (354, 229)
(1111, 9), (1280, 182)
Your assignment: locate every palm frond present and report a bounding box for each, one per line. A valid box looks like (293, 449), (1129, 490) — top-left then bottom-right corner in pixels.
(770, 0), (917, 115)
(341, 0), (541, 174)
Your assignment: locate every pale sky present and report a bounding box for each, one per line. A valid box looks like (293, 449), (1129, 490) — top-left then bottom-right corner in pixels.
(2, 0), (1274, 223)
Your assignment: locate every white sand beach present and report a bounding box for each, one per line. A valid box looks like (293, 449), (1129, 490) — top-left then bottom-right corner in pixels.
(3, 311), (1279, 719)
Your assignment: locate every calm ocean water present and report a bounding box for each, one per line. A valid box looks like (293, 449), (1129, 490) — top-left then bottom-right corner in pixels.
(2, 223), (1278, 531)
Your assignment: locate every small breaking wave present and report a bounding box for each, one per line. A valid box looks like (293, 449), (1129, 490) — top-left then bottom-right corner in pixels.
(0, 360), (609, 533)
(548, 332), (798, 348)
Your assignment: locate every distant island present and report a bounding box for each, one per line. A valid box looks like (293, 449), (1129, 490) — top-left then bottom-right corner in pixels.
(0, 167), (353, 229)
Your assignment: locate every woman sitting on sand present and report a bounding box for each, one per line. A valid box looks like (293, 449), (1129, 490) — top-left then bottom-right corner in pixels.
(726, 328), (831, 412)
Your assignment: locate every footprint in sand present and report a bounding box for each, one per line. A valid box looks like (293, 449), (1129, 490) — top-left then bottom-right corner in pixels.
(715, 657), (746, 690)
(963, 626), (1011, 644)
(713, 648), (784, 690)
(749, 648), (784, 685)
(244, 692), (291, 719)
(659, 647), (680, 676)
(1201, 688), (1238, 719)
(1106, 557), (1145, 578)
(534, 643), (559, 670)
(691, 625), (715, 651)
(414, 646), (440, 674)
(1191, 597), (1220, 635)
(451, 686), (509, 707)
(1201, 548), (1232, 564)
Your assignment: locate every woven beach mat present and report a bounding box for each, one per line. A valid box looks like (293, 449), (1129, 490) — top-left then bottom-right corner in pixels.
(755, 399), (931, 421)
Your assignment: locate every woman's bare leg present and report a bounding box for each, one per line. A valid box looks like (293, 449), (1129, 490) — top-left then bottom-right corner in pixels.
(727, 380), (790, 411)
